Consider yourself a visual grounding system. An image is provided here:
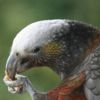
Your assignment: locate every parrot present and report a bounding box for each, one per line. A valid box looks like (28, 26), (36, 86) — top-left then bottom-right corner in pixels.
(5, 19), (100, 100)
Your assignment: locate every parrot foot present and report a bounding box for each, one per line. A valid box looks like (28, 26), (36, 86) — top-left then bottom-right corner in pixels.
(3, 74), (45, 100)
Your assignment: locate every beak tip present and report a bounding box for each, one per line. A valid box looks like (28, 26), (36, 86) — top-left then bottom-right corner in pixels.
(5, 64), (16, 80)
(5, 55), (17, 80)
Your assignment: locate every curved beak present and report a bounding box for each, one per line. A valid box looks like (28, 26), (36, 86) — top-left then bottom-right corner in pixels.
(6, 55), (18, 80)
(5, 54), (35, 80)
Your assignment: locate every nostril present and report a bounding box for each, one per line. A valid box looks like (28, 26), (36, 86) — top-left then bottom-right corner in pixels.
(16, 52), (19, 56)
(20, 58), (29, 65)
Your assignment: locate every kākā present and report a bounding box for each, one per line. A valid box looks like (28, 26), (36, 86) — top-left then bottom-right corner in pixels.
(4, 19), (100, 100)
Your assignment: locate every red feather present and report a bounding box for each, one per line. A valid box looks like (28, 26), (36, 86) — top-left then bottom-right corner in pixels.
(47, 71), (86, 100)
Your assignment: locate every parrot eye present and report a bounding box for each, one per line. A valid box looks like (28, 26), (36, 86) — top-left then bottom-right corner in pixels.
(33, 47), (40, 53)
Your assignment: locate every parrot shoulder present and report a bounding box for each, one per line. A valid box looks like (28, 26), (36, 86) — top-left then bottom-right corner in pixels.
(84, 45), (100, 100)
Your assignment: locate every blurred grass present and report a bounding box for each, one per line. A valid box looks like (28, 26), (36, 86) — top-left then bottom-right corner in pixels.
(23, 67), (61, 92)
(0, 0), (100, 100)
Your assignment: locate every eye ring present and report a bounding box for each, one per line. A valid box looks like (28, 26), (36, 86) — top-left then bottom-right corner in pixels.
(33, 47), (40, 53)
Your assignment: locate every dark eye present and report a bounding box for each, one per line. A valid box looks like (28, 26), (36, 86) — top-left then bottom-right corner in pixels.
(33, 47), (40, 53)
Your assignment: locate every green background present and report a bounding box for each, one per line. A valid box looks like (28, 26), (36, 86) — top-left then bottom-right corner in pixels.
(0, 0), (100, 100)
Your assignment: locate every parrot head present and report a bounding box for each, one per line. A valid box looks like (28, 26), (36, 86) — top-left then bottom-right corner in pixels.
(6, 20), (70, 79)
(6, 19), (100, 80)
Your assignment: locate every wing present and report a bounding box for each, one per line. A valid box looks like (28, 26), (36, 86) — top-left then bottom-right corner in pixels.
(84, 45), (100, 100)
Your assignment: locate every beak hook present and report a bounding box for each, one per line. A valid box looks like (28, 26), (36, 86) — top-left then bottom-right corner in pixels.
(6, 57), (18, 80)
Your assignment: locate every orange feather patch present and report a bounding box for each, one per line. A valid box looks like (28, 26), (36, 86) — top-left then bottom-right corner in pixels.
(43, 42), (61, 56)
